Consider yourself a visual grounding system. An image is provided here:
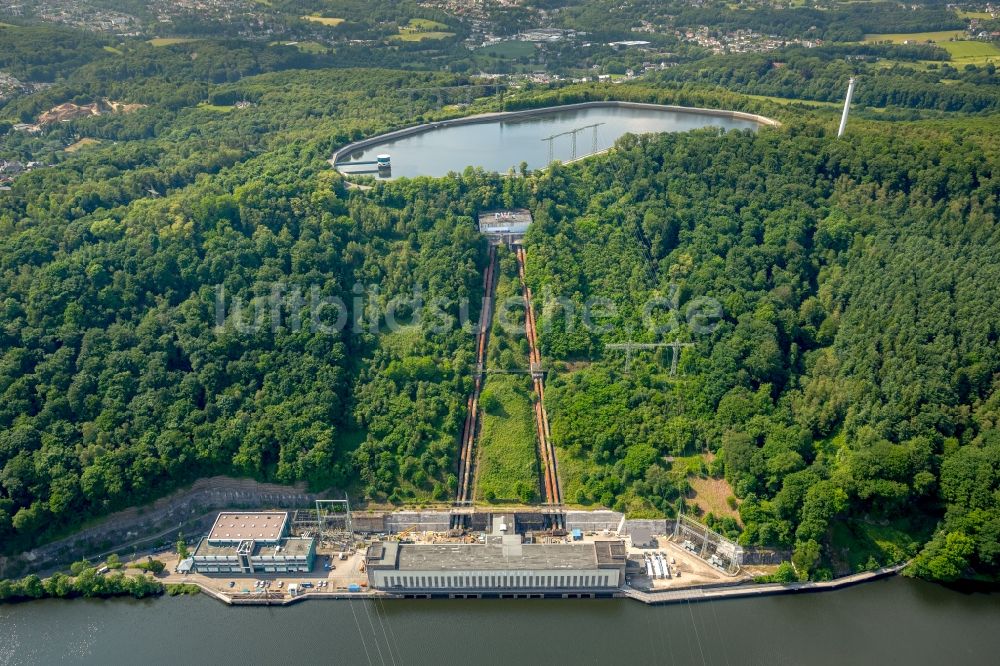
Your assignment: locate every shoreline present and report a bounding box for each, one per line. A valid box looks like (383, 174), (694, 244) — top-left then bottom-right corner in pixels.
(619, 563), (906, 606)
(330, 100), (781, 167)
(156, 563), (905, 608)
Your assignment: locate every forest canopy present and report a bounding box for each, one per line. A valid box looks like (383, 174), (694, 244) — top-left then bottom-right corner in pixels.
(0, 12), (998, 584)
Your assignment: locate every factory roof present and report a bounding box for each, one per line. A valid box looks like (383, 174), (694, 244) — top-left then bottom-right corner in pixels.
(193, 536), (313, 558)
(370, 540), (626, 572)
(628, 523), (656, 547)
(207, 512), (288, 543)
(595, 540), (628, 566)
(193, 539), (240, 557)
(257, 538), (314, 557)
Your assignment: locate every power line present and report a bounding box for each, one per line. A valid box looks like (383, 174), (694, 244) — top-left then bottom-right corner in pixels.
(376, 595), (404, 666)
(362, 598), (387, 666)
(348, 598), (374, 666)
(372, 598), (398, 666)
(540, 122), (605, 162)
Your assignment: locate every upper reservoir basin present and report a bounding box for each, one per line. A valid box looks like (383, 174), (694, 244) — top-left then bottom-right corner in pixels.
(334, 102), (771, 179)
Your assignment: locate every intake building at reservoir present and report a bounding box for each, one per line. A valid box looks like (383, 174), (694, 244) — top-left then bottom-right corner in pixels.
(478, 209), (532, 244)
(365, 536), (627, 596)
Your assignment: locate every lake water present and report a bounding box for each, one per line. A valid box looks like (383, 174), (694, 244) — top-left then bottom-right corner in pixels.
(336, 105), (762, 179)
(2, 576), (998, 665)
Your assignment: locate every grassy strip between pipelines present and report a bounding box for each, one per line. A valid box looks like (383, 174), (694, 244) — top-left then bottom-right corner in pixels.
(475, 373), (541, 504)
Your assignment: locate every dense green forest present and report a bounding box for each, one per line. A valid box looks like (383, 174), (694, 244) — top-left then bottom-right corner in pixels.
(655, 47), (1000, 113)
(0, 563), (164, 602)
(0, 118), (520, 551)
(0, 36), (522, 552)
(0, 8), (999, 584)
(523, 118), (999, 580)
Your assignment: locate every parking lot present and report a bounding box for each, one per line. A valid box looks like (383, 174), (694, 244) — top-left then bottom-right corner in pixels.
(155, 548), (370, 599)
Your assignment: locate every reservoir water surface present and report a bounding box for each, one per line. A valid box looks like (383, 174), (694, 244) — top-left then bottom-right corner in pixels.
(335, 104), (764, 179)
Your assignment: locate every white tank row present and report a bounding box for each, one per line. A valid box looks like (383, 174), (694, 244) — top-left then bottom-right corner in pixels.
(643, 552), (675, 579)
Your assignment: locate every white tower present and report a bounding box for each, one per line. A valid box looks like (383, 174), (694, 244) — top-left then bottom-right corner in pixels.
(838, 77), (856, 138)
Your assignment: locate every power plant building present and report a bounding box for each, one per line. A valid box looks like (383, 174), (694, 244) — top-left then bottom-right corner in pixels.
(365, 537), (627, 594)
(191, 511), (316, 574)
(478, 209), (533, 242)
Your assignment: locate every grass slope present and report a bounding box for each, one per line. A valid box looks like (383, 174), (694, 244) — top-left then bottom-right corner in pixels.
(475, 374), (540, 503)
(301, 16), (345, 27)
(148, 38), (200, 46)
(553, 444), (601, 507)
(862, 31), (999, 64)
(863, 30), (966, 43)
(394, 18), (454, 41)
(940, 40), (1000, 64)
(406, 18), (449, 31)
(64, 138), (101, 152)
(392, 31), (454, 42)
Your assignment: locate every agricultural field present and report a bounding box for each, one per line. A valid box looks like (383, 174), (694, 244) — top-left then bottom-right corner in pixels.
(147, 38), (200, 46)
(474, 374), (541, 503)
(863, 30), (966, 43)
(393, 18), (454, 41)
(392, 31), (455, 42)
(744, 93), (842, 109)
(957, 11), (995, 19)
(300, 15), (344, 27)
(939, 39), (1000, 64)
(406, 18), (449, 31)
(863, 30), (1000, 65)
(871, 58), (936, 71)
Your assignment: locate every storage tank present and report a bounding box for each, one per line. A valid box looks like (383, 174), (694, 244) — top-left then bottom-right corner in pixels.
(658, 553), (670, 578)
(653, 555), (665, 579)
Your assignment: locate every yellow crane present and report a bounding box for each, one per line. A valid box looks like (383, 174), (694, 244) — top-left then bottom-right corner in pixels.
(394, 524), (419, 541)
